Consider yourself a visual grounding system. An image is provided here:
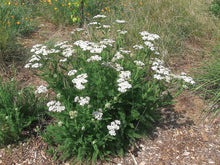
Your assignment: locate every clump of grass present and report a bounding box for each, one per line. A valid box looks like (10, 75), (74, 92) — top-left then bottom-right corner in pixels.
(194, 44), (220, 117)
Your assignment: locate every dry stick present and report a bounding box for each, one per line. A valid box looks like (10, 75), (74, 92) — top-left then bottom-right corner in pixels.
(129, 150), (138, 165)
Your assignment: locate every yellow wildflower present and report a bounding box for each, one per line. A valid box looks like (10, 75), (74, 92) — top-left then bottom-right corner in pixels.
(16, 21), (20, 25)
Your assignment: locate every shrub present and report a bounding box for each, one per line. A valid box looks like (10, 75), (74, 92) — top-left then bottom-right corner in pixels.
(24, 15), (195, 163)
(0, 79), (48, 146)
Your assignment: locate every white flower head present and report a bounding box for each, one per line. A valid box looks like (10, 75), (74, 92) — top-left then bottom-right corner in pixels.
(117, 30), (127, 34)
(54, 41), (68, 47)
(93, 14), (107, 19)
(74, 96), (90, 106)
(59, 58), (67, 62)
(47, 101), (65, 112)
(68, 70), (77, 76)
(111, 52), (124, 62)
(87, 55), (102, 62)
(92, 110), (103, 120)
(133, 45), (144, 50)
(118, 81), (132, 93)
(116, 20), (126, 23)
(107, 120), (121, 136)
(103, 25), (111, 28)
(35, 85), (48, 94)
(72, 73), (88, 90)
(31, 63), (42, 68)
(100, 39), (115, 47)
(134, 60), (145, 67)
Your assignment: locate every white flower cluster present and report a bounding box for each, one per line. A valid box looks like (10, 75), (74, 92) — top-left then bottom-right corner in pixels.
(74, 96), (90, 106)
(151, 58), (172, 82)
(68, 70), (77, 76)
(35, 85), (48, 94)
(138, 31), (160, 52)
(25, 43), (71, 69)
(47, 101), (65, 112)
(88, 21), (100, 26)
(151, 58), (195, 84)
(93, 14), (107, 19)
(72, 73), (88, 90)
(139, 31), (160, 41)
(111, 52), (124, 62)
(100, 39), (115, 47)
(59, 58), (67, 62)
(102, 25), (111, 28)
(74, 40), (106, 54)
(177, 72), (195, 84)
(28, 54), (41, 63)
(107, 120), (121, 136)
(54, 41), (68, 47)
(24, 62), (42, 69)
(117, 71), (132, 93)
(92, 108), (103, 120)
(133, 45), (144, 50)
(116, 20), (126, 24)
(134, 60), (145, 67)
(87, 55), (102, 62)
(119, 48), (131, 54)
(117, 30), (128, 34)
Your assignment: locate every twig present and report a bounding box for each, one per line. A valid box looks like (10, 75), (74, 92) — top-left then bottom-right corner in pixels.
(129, 151), (137, 165)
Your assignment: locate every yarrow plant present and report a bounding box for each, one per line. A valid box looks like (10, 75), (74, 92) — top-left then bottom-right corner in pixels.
(24, 14), (195, 163)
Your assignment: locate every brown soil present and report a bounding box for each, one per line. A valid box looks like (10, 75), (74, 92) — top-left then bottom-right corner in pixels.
(0, 21), (219, 165)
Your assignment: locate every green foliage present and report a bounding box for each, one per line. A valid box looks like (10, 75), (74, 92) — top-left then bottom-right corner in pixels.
(209, 0), (220, 18)
(0, 0), (36, 63)
(0, 79), (47, 146)
(36, 0), (117, 26)
(24, 14), (194, 163)
(194, 45), (220, 117)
